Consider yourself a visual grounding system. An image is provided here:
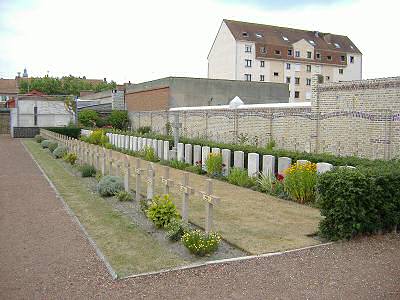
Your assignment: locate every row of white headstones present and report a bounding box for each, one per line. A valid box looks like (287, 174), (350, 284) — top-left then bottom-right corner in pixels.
(80, 129), (349, 177)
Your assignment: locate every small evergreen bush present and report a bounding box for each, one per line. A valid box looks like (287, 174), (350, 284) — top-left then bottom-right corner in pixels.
(97, 175), (124, 196)
(181, 230), (221, 256)
(41, 139), (51, 148)
(35, 135), (44, 143)
(146, 194), (179, 228)
(80, 164), (96, 177)
(48, 141), (59, 152)
(117, 191), (133, 202)
(63, 152), (77, 165)
(166, 218), (187, 241)
(227, 168), (255, 188)
(53, 145), (67, 158)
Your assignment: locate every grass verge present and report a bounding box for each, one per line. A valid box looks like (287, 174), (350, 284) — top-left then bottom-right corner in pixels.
(24, 140), (186, 277)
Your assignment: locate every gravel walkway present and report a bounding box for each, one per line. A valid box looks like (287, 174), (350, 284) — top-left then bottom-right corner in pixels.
(0, 136), (399, 299)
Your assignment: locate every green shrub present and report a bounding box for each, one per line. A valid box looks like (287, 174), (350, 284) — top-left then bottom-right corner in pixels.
(181, 230), (221, 256)
(317, 166), (400, 241)
(87, 129), (109, 146)
(35, 135), (44, 143)
(166, 218), (187, 241)
(107, 110), (130, 130)
(139, 199), (151, 213)
(184, 164), (205, 175)
(137, 126), (151, 134)
(80, 164), (96, 177)
(205, 153), (223, 176)
(53, 145), (67, 158)
(63, 152), (77, 165)
(227, 168), (255, 188)
(146, 194), (179, 228)
(169, 159), (190, 170)
(48, 141), (59, 152)
(97, 175), (124, 196)
(284, 162), (318, 204)
(141, 146), (158, 162)
(46, 127), (81, 138)
(117, 191), (133, 202)
(41, 139), (51, 148)
(256, 173), (275, 194)
(78, 109), (99, 128)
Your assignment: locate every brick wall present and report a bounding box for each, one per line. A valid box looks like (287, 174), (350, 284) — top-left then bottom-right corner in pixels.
(125, 87), (169, 112)
(129, 75), (400, 160)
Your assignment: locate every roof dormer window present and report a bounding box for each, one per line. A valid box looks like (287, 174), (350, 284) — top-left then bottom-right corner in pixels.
(334, 43), (341, 48)
(350, 45), (354, 50)
(242, 32), (249, 37)
(309, 40), (316, 45)
(282, 36), (289, 41)
(255, 33), (263, 38)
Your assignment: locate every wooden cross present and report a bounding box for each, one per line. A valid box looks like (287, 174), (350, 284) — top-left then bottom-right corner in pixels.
(178, 172), (194, 222)
(146, 163), (155, 200)
(198, 179), (220, 233)
(101, 148), (106, 175)
(160, 166), (174, 195)
(123, 155), (131, 192)
(135, 159), (143, 201)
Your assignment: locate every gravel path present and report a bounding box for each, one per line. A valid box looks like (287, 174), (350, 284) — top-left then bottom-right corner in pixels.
(0, 136), (399, 299)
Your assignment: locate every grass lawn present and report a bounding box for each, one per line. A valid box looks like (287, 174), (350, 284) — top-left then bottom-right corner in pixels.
(24, 140), (187, 277)
(110, 150), (322, 254)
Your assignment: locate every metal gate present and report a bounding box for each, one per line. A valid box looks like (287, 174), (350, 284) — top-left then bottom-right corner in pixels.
(0, 109), (10, 134)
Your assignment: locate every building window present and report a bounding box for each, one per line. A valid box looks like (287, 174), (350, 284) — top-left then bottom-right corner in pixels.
(245, 59), (252, 67)
(34, 106), (38, 126)
(275, 50), (281, 55)
(306, 65), (311, 72)
(245, 74), (252, 81)
(340, 55), (346, 62)
(295, 50), (300, 57)
(286, 77), (291, 84)
(260, 46), (266, 53)
(260, 75), (265, 82)
(306, 78), (311, 86)
(245, 45), (252, 53)
(295, 77), (300, 85)
(273, 72), (279, 77)
(350, 56), (354, 63)
(339, 68), (344, 74)
(260, 60), (265, 67)
(307, 51), (312, 59)
(327, 55), (332, 60)
(316, 53), (321, 59)
(286, 63), (291, 70)
(294, 91), (300, 99)
(288, 49), (293, 56)
(295, 63), (301, 72)
(326, 76), (330, 81)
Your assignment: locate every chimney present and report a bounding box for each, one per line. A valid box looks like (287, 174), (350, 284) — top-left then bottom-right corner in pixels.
(103, 77), (107, 82)
(314, 31), (319, 38)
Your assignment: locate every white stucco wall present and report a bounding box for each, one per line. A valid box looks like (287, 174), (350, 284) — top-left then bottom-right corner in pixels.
(208, 21), (237, 80)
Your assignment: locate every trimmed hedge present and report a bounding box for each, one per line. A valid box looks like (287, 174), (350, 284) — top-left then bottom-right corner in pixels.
(45, 127), (81, 139)
(317, 165), (400, 240)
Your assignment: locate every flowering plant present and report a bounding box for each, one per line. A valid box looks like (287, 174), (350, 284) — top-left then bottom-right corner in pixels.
(181, 230), (221, 256)
(283, 162), (317, 204)
(205, 153), (223, 176)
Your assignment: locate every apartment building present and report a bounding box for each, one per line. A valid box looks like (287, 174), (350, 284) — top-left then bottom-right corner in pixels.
(208, 19), (362, 102)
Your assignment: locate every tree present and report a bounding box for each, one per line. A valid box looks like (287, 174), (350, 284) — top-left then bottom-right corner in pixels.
(78, 109), (99, 128)
(107, 110), (130, 130)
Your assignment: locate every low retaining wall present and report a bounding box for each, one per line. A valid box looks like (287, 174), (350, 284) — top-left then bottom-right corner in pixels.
(12, 127), (40, 138)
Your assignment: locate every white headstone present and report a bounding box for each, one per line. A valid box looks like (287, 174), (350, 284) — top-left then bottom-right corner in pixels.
(278, 157), (292, 175)
(193, 145), (201, 166)
(157, 140), (164, 159)
(317, 162), (334, 174)
(177, 143), (185, 162)
(222, 149), (231, 176)
(201, 146), (211, 171)
(124, 135), (130, 149)
(211, 147), (221, 155)
(262, 155), (275, 177)
(248, 153), (259, 177)
(152, 139), (158, 154)
(142, 138), (147, 150)
(132, 136), (138, 151)
(233, 151), (244, 169)
(163, 141), (170, 161)
(297, 159), (310, 165)
(137, 137), (142, 150)
(184, 144), (193, 164)
(146, 138), (153, 149)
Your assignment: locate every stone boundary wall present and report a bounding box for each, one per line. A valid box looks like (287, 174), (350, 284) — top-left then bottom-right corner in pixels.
(128, 76), (400, 160)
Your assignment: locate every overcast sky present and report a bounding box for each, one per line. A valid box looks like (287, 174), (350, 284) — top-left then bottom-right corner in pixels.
(0, 0), (398, 83)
